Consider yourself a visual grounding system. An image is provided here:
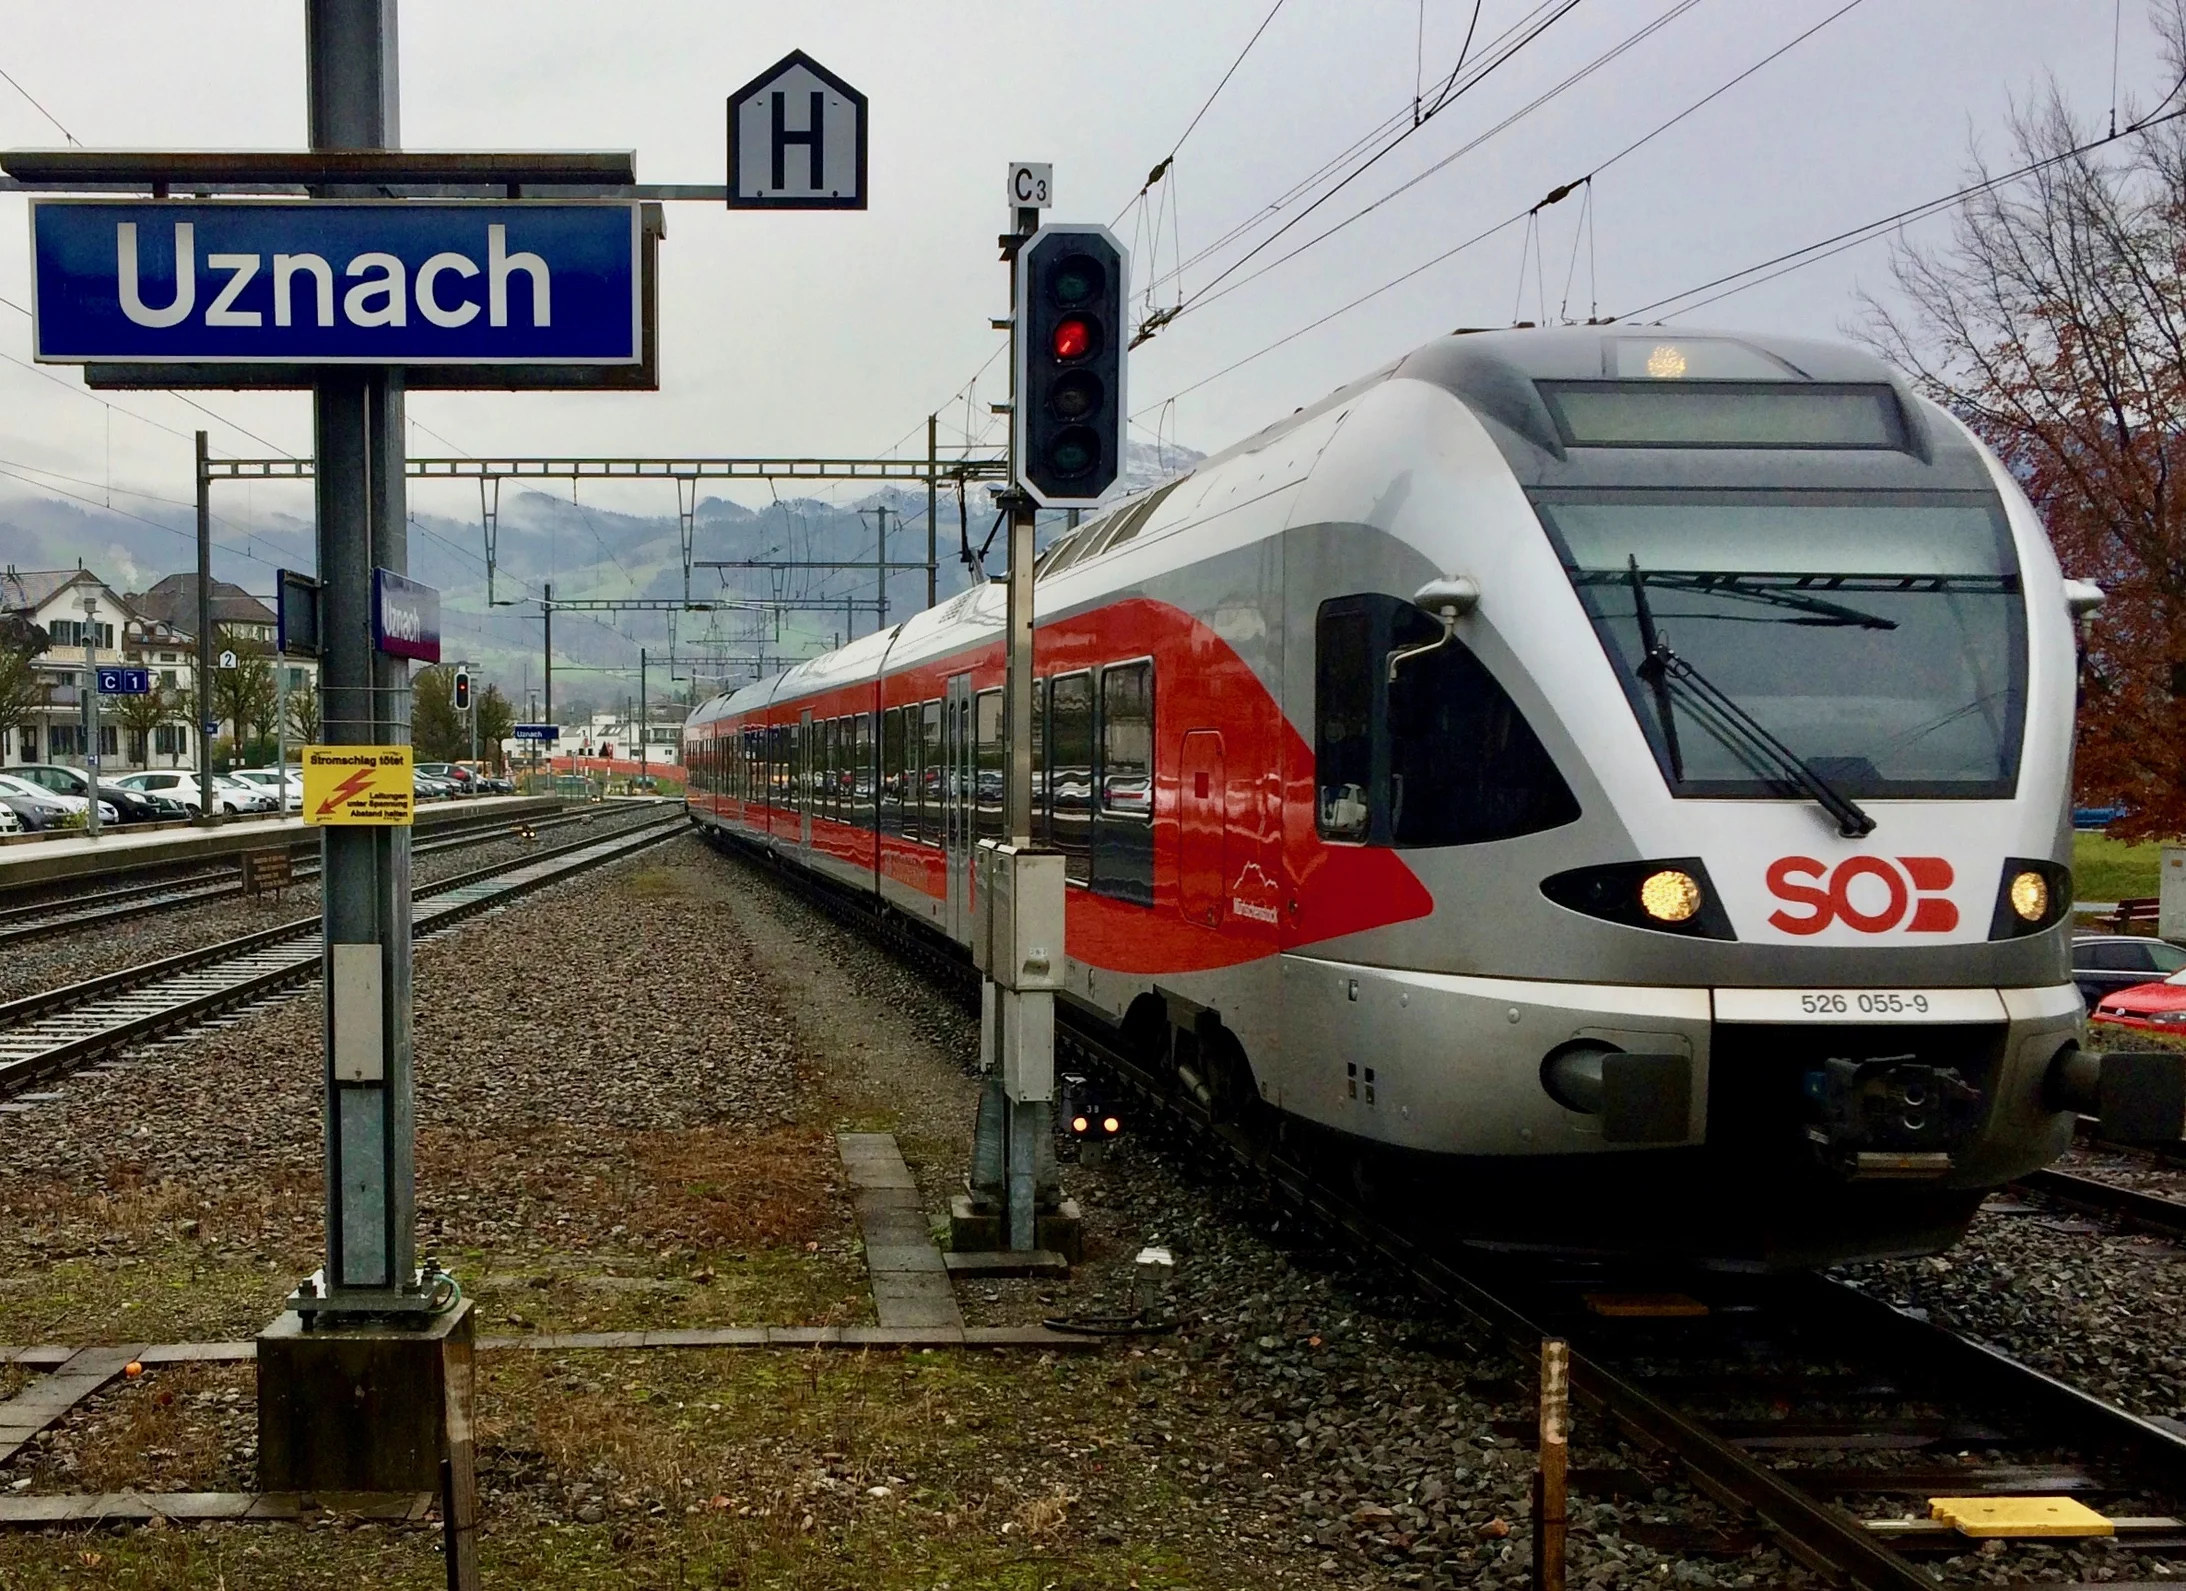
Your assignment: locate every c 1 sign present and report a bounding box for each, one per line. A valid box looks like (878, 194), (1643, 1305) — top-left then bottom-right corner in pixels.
(30, 200), (641, 365)
(372, 568), (441, 663)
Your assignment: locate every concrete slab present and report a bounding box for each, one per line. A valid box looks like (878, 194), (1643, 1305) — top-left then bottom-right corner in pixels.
(943, 1249), (1071, 1279)
(837, 1133), (964, 1332)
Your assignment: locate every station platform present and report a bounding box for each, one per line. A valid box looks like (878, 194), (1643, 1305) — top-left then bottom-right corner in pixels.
(0, 795), (567, 892)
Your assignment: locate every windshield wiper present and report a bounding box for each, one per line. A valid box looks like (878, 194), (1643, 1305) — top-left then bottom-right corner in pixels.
(1625, 556), (1877, 838)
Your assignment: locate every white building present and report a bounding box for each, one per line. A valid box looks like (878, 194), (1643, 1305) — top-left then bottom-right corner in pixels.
(0, 564), (318, 772)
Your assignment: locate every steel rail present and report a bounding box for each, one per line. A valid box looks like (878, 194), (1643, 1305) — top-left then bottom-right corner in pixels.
(0, 811), (685, 1098)
(0, 807), (610, 947)
(2014, 1164), (2186, 1240)
(703, 828), (2183, 1591)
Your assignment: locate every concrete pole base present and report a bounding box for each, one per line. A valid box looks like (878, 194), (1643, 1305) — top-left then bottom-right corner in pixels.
(256, 1300), (473, 1494)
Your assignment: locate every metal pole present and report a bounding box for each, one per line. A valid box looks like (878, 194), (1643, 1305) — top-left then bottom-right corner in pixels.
(195, 431), (218, 826)
(466, 664), (477, 768)
(926, 415), (939, 610)
(542, 584), (553, 725)
(875, 504), (887, 631)
(306, 0), (416, 1313)
(275, 649), (289, 813)
(80, 595), (100, 837)
(638, 647), (647, 783)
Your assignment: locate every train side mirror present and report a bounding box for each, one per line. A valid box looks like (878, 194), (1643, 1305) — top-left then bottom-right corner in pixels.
(1387, 575), (1481, 682)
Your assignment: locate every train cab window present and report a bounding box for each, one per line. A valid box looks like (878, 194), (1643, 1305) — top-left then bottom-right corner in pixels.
(881, 706), (906, 835)
(975, 689), (1003, 841)
(1050, 672), (1094, 883)
(1094, 661), (1155, 904)
(920, 700), (943, 846)
(1315, 594), (1579, 848)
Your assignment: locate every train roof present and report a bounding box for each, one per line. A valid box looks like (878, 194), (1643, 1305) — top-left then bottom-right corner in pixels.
(684, 325), (1956, 730)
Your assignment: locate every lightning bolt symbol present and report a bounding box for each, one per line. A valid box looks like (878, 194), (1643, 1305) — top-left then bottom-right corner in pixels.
(316, 765), (378, 817)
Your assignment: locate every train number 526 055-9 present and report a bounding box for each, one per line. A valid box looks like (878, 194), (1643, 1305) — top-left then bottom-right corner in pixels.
(1799, 991), (1932, 1015)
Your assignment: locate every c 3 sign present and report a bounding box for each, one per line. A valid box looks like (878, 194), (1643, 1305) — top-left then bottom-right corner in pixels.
(1765, 855), (1958, 935)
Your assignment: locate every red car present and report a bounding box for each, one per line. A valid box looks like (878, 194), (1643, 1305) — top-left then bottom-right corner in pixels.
(2089, 968), (2186, 1032)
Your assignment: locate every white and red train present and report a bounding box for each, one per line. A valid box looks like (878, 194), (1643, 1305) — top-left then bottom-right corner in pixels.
(685, 326), (2096, 1267)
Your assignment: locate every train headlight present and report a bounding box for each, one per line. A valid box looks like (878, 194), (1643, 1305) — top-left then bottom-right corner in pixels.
(1541, 859), (1733, 939)
(1988, 858), (2070, 938)
(1639, 869), (1704, 924)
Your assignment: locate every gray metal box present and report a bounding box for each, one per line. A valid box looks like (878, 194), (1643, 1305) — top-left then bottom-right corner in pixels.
(982, 842), (1066, 992)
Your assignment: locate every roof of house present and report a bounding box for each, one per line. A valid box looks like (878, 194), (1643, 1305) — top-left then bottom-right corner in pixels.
(0, 567), (102, 614)
(127, 574), (276, 637)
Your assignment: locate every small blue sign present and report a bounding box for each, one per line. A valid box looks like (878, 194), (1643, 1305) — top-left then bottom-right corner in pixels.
(372, 568), (441, 664)
(95, 666), (151, 695)
(31, 200), (641, 365)
(513, 723), (560, 743)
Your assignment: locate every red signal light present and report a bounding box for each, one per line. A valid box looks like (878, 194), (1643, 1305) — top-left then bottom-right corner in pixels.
(1052, 318), (1092, 360)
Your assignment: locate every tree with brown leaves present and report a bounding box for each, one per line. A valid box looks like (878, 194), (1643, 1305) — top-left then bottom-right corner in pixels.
(1864, 5), (2186, 837)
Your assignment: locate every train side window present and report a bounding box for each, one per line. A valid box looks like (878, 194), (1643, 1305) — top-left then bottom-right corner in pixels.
(880, 707), (905, 835)
(853, 711), (875, 830)
(903, 704), (924, 842)
(975, 689), (1003, 840)
(920, 699), (943, 846)
(1049, 672), (1094, 884)
(1032, 677), (1049, 848)
(1093, 660), (1155, 904)
(1316, 594), (1580, 847)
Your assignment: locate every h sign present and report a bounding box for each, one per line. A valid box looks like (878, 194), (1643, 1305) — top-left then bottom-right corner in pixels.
(727, 51), (867, 210)
(372, 568), (441, 664)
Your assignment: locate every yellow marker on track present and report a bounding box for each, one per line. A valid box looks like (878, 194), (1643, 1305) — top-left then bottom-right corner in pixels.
(1928, 1496), (2113, 1538)
(301, 745), (414, 827)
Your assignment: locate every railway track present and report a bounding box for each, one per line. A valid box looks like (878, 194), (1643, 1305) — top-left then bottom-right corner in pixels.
(0, 807), (686, 1099)
(0, 805), (608, 947)
(709, 830), (2186, 1591)
(2013, 1164), (2186, 1238)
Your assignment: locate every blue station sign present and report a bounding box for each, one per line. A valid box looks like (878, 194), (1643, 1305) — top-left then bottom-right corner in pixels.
(95, 666), (151, 695)
(512, 723), (560, 743)
(29, 200), (642, 365)
(372, 568), (441, 664)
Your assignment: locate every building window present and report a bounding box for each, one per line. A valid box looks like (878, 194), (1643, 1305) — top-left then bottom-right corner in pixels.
(159, 670), (178, 689)
(49, 725), (81, 757)
(155, 724), (186, 757)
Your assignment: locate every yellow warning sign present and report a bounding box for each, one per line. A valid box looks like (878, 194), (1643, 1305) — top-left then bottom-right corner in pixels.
(301, 745), (414, 827)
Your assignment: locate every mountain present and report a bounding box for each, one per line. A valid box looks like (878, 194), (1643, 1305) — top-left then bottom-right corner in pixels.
(0, 437), (1206, 714)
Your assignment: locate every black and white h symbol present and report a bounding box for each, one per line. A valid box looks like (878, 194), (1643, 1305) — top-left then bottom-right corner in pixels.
(771, 90), (825, 191)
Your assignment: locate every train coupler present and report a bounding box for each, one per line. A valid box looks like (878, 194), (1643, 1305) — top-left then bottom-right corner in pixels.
(2046, 1047), (2186, 1144)
(1802, 1055), (1984, 1179)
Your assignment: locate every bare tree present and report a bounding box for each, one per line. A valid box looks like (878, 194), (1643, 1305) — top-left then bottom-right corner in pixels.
(0, 614), (47, 758)
(1863, 4), (2186, 834)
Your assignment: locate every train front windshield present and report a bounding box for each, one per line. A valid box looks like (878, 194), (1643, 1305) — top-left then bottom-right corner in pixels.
(1535, 489), (2026, 799)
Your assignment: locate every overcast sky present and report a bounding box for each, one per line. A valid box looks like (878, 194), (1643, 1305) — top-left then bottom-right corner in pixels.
(0, 0), (2169, 575)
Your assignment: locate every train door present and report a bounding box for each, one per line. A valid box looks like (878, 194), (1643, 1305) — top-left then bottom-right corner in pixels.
(1179, 730), (1226, 927)
(943, 673), (974, 940)
(798, 709), (814, 853)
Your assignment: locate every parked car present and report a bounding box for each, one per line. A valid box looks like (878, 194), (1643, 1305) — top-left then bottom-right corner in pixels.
(2089, 966), (2186, 1031)
(110, 770), (252, 816)
(2071, 935), (2186, 1011)
(0, 773), (115, 828)
(7, 763), (176, 824)
(474, 773), (514, 794)
(214, 775), (277, 813)
(229, 767), (304, 809)
(0, 802), (21, 836)
(416, 762), (481, 797)
(413, 771), (456, 801)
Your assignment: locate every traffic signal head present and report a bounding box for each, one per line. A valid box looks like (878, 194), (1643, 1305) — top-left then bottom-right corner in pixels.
(1013, 225), (1127, 508)
(452, 667), (472, 712)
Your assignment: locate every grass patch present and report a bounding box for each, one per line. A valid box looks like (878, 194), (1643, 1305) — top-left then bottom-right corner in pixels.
(2074, 830), (2165, 902)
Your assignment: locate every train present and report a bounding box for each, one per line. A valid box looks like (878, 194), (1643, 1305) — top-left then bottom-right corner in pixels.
(684, 325), (2119, 1269)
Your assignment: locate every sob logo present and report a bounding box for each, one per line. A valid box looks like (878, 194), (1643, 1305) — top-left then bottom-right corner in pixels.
(1765, 855), (1958, 936)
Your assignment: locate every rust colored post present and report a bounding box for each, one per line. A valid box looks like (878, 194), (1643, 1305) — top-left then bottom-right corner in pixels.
(1538, 1337), (1569, 1591)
